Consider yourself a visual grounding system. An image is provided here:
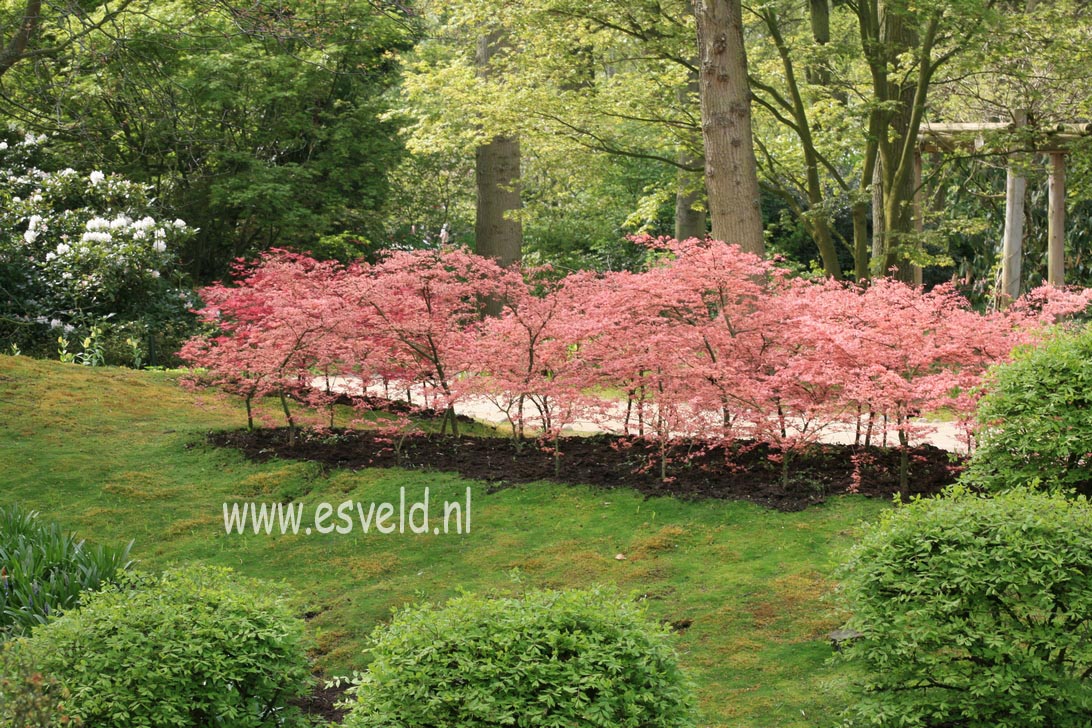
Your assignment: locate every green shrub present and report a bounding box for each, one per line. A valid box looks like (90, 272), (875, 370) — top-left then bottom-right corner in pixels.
(0, 504), (132, 636)
(343, 587), (695, 728)
(962, 326), (1092, 494)
(835, 486), (1092, 727)
(0, 640), (80, 728)
(26, 566), (311, 728)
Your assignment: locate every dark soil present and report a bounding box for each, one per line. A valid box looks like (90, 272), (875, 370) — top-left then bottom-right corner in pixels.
(291, 679), (349, 724)
(208, 428), (964, 511)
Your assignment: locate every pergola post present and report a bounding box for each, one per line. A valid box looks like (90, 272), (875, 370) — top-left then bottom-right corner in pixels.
(1001, 110), (1027, 303)
(1048, 151), (1066, 287)
(918, 119), (1088, 294)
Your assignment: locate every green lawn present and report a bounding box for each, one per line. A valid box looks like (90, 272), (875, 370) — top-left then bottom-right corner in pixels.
(0, 355), (888, 727)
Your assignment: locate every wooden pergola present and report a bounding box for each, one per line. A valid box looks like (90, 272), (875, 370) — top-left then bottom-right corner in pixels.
(918, 118), (1092, 300)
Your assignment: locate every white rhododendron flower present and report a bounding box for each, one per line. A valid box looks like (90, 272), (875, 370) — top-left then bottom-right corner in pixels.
(23, 229), (37, 244)
(55, 243), (71, 255)
(153, 239), (167, 253)
(89, 170), (105, 185)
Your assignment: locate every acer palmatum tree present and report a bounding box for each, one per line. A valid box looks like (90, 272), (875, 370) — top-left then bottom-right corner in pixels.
(181, 251), (347, 442)
(350, 248), (515, 436)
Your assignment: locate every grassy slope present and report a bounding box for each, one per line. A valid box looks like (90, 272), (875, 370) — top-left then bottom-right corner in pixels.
(0, 355), (886, 727)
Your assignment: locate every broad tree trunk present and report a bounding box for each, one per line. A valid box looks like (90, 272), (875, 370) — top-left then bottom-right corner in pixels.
(694, 0), (764, 254)
(474, 31), (522, 267)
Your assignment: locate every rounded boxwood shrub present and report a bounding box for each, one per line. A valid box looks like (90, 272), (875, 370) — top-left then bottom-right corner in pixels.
(343, 587), (695, 728)
(26, 566), (311, 728)
(962, 326), (1092, 494)
(835, 486), (1092, 727)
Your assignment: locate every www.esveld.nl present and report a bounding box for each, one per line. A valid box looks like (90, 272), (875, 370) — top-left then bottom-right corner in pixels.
(222, 487), (471, 536)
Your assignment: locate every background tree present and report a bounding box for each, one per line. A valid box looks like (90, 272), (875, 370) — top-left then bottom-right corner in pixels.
(1, 0), (415, 281)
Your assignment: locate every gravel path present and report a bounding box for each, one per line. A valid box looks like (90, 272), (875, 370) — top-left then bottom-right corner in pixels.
(316, 376), (972, 453)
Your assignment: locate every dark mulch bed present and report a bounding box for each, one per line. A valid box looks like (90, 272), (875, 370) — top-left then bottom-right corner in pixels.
(291, 679), (349, 723)
(208, 427), (964, 512)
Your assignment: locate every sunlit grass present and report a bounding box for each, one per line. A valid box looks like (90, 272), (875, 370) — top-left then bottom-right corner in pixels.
(0, 354), (887, 727)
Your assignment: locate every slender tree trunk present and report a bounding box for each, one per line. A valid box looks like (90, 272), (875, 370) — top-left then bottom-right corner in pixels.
(871, 156), (886, 275)
(279, 391), (296, 446)
(694, 0), (764, 254)
(675, 66), (707, 241)
(0, 0), (43, 78)
(474, 31), (522, 267)
(761, 8), (841, 278)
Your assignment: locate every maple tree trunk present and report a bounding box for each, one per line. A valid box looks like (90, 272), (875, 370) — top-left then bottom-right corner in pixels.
(279, 391), (296, 446)
(898, 424), (910, 501)
(694, 0), (764, 254)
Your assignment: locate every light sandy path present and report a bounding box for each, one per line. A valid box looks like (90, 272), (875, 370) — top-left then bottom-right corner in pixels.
(316, 376), (971, 453)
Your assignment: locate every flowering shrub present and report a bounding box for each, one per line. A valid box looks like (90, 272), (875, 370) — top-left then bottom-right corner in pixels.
(0, 131), (195, 361)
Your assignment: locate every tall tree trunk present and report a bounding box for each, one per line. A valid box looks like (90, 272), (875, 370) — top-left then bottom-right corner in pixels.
(675, 166), (707, 240)
(856, 0), (942, 280)
(694, 0), (764, 254)
(807, 0), (831, 87)
(675, 66), (707, 241)
(475, 137), (522, 266)
(474, 31), (522, 266)
(871, 155), (885, 274)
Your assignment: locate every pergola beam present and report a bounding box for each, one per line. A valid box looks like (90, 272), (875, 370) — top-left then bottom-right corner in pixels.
(919, 122), (1091, 154)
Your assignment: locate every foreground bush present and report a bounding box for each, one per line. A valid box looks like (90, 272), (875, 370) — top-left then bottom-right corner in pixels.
(27, 567), (311, 728)
(343, 587), (695, 728)
(963, 326), (1092, 494)
(836, 486), (1092, 727)
(0, 640), (79, 727)
(0, 504), (132, 636)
